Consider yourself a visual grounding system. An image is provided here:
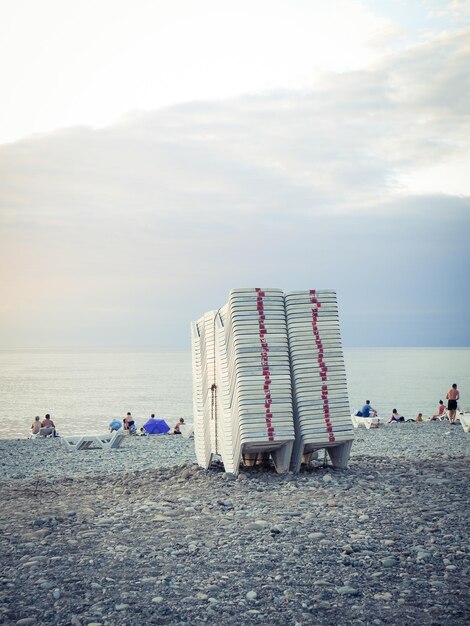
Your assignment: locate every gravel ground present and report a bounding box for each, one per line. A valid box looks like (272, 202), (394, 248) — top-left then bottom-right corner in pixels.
(0, 422), (469, 626)
(1, 421), (469, 482)
(0, 435), (196, 482)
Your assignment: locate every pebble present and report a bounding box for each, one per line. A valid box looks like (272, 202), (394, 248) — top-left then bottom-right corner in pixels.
(32, 518), (46, 527)
(337, 586), (359, 596)
(0, 436), (197, 482)
(254, 519), (270, 528)
(374, 592), (392, 601)
(0, 423), (468, 626)
(247, 521), (268, 530)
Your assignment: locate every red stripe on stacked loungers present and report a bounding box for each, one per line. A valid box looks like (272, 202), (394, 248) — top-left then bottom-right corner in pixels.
(309, 289), (335, 442)
(256, 288), (275, 441)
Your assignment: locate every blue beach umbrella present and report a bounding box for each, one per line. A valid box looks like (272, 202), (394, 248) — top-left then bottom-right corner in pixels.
(142, 418), (170, 434)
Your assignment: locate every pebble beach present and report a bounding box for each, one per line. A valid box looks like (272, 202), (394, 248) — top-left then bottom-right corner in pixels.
(0, 423), (469, 626)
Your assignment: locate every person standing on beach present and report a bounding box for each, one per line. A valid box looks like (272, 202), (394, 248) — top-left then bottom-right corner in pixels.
(446, 384), (460, 424)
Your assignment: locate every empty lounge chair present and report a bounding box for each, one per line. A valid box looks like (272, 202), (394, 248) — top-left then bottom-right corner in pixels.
(62, 430), (126, 452)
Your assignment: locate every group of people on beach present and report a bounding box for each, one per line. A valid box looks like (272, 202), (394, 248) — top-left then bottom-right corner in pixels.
(31, 412), (185, 438)
(31, 384), (462, 438)
(356, 383), (461, 425)
(30, 414), (58, 437)
(108, 412), (185, 436)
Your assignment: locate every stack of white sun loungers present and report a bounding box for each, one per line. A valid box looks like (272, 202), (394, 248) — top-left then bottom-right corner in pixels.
(191, 288), (354, 475)
(191, 289), (296, 474)
(223, 289), (296, 473)
(191, 312), (215, 471)
(285, 290), (354, 471)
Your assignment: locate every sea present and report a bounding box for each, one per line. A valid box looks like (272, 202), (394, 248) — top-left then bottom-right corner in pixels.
(0, 348), (468, 439)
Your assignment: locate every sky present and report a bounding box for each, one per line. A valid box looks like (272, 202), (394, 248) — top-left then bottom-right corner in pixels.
(0, 0), (469, 348)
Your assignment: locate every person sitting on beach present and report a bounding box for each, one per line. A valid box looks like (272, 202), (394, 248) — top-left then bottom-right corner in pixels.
(172, 417), (184, 434)
(430, 400), (446, 421)
(109, 418), (122, 432)
(356, 400), (377, 418)
(138, 427), (149, 437)
(446, 384), (460, 425)
(40, 414), (57, 437)
(406, 413), (424, 423)
(387, 409), (404, 424)
(123, 412), (137, 435)
(31, 415), (41, 435)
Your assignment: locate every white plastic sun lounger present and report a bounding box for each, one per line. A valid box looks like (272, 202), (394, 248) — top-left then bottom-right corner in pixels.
(351, 414), (381, 429)
(62, 431), (126, 451)
(30, 427), (56, 438)
(180, 423), (194, 438)
(459, 412), (470, 433)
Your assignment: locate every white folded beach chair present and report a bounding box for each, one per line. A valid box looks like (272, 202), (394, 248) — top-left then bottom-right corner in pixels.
(62, 431), (126, 451)
(351, 413), (381, 429)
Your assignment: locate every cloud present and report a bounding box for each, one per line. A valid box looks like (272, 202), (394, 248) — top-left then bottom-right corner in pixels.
(0, 27), (469, 347)
(0, 0), (409, 143)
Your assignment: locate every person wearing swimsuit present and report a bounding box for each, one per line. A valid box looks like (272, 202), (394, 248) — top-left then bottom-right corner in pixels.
(446, 384), (460, 424)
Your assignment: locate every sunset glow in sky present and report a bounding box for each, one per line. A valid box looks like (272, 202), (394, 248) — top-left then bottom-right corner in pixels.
(0, 0), (469, 347)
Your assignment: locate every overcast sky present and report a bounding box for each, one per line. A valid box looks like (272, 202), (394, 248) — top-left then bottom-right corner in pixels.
(0, 0), (469, 348)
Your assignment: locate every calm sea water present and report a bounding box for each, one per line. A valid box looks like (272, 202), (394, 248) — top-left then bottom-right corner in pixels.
(0, 348), (468, 439)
